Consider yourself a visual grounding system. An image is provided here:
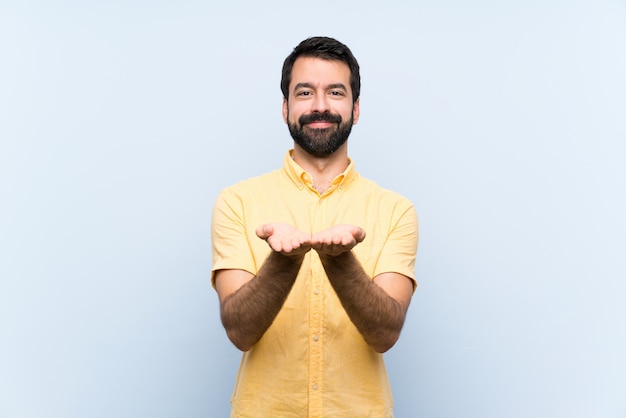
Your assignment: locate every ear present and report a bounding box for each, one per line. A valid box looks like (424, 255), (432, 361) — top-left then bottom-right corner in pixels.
(352, 98), (360, 125)
(282, 98), (288, 123)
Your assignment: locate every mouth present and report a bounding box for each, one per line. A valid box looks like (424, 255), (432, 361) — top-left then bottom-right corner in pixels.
(305, 121), (335, 129)
(299, 112), (342, 129)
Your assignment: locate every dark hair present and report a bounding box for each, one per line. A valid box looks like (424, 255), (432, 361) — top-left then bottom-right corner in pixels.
(281, 36), (361, 103)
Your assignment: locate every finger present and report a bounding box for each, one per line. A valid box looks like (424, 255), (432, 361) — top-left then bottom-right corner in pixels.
(298, 234), (310, 245)
(268, 236), (288, 253)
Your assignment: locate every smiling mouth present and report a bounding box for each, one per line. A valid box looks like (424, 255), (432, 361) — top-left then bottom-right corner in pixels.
(305, 121), (335, 129)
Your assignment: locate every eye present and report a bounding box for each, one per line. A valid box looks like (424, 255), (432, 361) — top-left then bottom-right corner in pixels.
(297, 90), (312, 96)
(330, 90), (345, 96)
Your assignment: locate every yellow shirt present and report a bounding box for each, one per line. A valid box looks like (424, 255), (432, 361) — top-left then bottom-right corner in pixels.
(212, 151), (418, 418)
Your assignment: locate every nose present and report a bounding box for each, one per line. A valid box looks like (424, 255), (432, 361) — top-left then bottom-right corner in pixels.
(311, 93), (330, 113)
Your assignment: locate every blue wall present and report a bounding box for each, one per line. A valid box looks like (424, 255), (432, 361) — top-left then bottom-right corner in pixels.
(1, 1), (625, 417)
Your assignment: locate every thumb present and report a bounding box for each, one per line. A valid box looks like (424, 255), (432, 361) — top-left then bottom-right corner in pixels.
(352, 226), (366, 242)
(256, 224), (274, 240)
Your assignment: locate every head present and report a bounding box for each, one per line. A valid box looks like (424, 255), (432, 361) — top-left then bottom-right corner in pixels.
(281, 37), (361, 157)
(281, 37), (361, 104)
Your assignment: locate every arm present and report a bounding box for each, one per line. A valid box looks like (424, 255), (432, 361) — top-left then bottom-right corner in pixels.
(215, 223), (311, 351)
(312, 225), (414, 353)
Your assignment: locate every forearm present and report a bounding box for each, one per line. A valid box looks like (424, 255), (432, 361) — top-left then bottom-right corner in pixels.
(319, 251), (407, 353)
(220, 252), (304, 351)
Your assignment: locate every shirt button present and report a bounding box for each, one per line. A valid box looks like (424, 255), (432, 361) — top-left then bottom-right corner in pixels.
(314, 289), (320, 295)
(313, 335), (319, 342)
(313, 384), (319, 390)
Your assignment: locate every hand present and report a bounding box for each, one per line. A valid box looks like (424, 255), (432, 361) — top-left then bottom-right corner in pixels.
(256, 223), (312, 256)
(311, 224), (366, 257)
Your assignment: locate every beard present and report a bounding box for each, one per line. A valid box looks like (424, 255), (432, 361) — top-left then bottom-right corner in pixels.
(287, 110), (354, 157)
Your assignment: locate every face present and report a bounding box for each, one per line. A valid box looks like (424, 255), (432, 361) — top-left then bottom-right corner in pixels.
(282, 57), (360, 157)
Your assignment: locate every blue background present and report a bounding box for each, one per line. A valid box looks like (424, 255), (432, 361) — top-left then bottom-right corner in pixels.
(1, 1), (625, 417)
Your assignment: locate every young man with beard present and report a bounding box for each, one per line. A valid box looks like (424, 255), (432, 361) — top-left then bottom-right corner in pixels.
(211, 37), (419, 417)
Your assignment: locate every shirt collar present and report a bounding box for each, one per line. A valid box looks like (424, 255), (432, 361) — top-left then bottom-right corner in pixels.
(283, 150), (357, 193)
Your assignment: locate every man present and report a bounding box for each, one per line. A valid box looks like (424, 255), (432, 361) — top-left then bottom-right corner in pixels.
(211, 36), (419, 417)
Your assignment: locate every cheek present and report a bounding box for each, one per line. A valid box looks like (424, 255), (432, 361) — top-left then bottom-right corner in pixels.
(287, 106), (304, 123)
(341, 105), (355, 121)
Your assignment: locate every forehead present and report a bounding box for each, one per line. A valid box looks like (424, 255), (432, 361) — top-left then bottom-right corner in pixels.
(289, 57), (352, 91)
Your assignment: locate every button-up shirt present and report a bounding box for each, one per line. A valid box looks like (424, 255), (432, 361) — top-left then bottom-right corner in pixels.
(212, 150), (418, 418)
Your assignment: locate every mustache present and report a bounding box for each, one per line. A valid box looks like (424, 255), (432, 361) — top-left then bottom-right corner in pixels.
(299, 112), (342, 125)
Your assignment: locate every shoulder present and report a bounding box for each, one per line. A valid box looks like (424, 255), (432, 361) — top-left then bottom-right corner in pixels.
(217, 169), (284, 199)
(352, 174), (414, 211)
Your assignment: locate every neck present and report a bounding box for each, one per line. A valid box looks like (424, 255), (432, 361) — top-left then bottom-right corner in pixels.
(292, 145), (349, 194)
(292, 144), (349, 179)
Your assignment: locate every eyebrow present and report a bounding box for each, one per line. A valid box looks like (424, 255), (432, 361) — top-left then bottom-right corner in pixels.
(293, 82), (348, 92)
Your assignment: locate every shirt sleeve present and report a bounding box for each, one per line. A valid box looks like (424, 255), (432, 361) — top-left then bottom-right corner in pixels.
(210, 188), (257, 288)
(373, 203), (419, 289)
